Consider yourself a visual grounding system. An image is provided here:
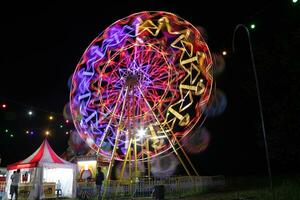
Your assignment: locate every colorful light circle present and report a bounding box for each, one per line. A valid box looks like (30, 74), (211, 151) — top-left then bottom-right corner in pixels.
(70, 11), (213, 161)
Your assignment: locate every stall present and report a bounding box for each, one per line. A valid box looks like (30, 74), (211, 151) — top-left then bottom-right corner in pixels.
(0, 168), (7, 199)
(4, 139), (77, 200)
(76, 155), (108, 199)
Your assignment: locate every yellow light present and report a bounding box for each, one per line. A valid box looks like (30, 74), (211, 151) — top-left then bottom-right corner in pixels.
(45, 131), (50, 136)
(222, 51), (227, 56)
(49, 116), (54, 120)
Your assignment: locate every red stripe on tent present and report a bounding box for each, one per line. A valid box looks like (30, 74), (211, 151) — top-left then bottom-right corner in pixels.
(30, 140), (46, 163)
(7, 163), (37, 170)
(45, 140), (64, 163)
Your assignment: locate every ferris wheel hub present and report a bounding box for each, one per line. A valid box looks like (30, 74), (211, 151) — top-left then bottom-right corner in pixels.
(125, 74), (140, 88)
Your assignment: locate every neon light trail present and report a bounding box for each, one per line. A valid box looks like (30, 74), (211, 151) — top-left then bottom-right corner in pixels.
(70, 11), (213, 178)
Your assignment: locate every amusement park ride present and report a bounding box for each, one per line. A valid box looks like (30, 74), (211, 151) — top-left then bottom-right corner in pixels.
(69, 11), (214, 184)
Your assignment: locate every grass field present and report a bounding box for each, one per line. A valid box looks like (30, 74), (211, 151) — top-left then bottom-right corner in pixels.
(186, 174), (300, 200)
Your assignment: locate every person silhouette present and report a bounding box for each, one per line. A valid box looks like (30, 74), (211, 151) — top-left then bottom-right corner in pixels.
(56, 180), (62, 197)
(10, 169), (20, 200)
(95, 167), (104, 200)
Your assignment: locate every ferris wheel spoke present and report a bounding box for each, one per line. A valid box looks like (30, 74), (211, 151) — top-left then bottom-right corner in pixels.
(97, 86), (125, 154)
(106, 87), (129, 180)
(146, 90), (200, 176)
(137, 86), (192, 176)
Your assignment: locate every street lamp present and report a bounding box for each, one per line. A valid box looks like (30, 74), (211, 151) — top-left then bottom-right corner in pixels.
(233, 24), (273, 192)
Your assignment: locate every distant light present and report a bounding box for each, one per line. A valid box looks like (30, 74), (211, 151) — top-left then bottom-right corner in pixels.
(5, 129), (8, 133)
(250, 24), (256, 29)
(28, 111), (33, 116)
(2, 104), (7, 109)
(65, 119), (70, 124)
(137, 128), (146, 139)
(49, 116), (54, 120)
(45, 131), (50, 136)
(222, 51), (227, 56)
(65, 131), (69, 135)
(60, 125), (63, 128)
(293, 0), (298, 3)
(26, 130), (29, 134)
(30, 131), (34, 135)
(10, 134), (14, 138)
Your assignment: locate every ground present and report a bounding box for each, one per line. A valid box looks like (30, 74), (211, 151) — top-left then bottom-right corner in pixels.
(185, 174), (300, 200)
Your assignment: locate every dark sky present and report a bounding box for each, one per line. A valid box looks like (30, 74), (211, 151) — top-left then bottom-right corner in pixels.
(0, 1), (299, 177)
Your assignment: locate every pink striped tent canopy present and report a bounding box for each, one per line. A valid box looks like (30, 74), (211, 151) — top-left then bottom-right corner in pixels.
(7, 139), (72, 170)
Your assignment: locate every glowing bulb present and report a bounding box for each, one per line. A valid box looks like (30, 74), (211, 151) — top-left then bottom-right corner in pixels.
(2, 104), (7, 108)
(137, 128), (146, 138)
(250, 24), (256, 29)
(28, 111), (33, 116)
(293, 0), (297, 3)
(65, 131), (69, 135)
(49, 116), (53, 120)
(26, 130), (29, 134)
(65, 119), (69, 124)
(45, 131), (50, 136)
(10, 134), (14, 138)
(60, 125), (63, 128)
(5, 129), (8, 133)
(222, 51), (227, 56)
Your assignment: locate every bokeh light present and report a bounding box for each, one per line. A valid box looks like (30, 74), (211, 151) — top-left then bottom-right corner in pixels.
(195, 25), (208, 42)
(151, 153), (179, 177)
(203, 89), (227, 118)
(211, 53), (226, 76)
(63, 102), (72, 120)
(114, 161), (145, 180)
(181, 126), (210, 154)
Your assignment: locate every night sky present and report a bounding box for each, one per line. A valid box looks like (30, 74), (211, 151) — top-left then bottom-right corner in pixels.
(0, 1), (299, 177)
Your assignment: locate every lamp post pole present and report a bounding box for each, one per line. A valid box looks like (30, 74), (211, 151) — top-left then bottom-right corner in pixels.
(232, 24), (273, 192)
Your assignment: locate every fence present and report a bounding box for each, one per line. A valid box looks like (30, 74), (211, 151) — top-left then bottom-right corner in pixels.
(101, 175), (225, 199)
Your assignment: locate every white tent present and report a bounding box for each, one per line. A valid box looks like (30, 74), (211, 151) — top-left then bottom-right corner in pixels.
(4, 139), (76, 199)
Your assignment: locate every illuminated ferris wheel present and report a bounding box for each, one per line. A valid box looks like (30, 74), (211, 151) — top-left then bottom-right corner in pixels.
(70, 11), (213, 179)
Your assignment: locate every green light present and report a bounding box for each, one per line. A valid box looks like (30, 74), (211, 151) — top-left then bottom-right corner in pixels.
(10, 134), (14, 138)
(60, 125), (63, 128)
(292, 0), (298, 3)
(250, 24), (256, 29)
(5, 129), (8, 133)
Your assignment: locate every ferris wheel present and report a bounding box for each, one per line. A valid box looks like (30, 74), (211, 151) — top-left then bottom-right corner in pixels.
(70, 11), (213, 179)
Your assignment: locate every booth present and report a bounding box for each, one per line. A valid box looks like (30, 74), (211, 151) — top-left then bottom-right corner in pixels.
(0, 168), (7, 199)
(76, 156), (108, 199)
(4, 139), (77, 200)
